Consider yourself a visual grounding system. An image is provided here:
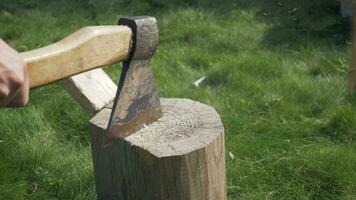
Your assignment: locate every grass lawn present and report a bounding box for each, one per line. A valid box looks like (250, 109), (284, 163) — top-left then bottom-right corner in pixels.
(1, 0), (356, 199)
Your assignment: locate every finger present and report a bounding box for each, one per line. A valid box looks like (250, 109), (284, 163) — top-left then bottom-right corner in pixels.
(0, 82), (10, 106)
(7, 75), (29, 107)
(0, 69), (25, 107)
(0, 81), (22, 107)
(0, 71), (15, 106)
(6, 64), (29, 107)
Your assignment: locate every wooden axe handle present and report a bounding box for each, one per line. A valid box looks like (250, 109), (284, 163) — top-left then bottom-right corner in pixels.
(20, 25), (132, 88)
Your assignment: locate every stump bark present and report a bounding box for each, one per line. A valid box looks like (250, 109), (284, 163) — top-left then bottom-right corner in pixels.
(89, 98), (226, 200)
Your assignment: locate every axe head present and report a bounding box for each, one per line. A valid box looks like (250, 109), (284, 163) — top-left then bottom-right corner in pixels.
(106, 16), (162, 141)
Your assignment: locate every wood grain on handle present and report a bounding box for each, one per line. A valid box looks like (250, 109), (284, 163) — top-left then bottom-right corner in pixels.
(20, 25), (132, 88)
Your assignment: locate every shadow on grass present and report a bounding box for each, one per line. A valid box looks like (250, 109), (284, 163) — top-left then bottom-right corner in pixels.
(255, 0), (350, 50)
(1, 0), (349, 49)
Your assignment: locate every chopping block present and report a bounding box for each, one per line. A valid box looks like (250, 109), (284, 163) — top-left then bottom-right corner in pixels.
(90, 98), (226, 200)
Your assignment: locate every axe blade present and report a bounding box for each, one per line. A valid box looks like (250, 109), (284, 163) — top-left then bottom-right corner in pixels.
(106, 16), (162, 141)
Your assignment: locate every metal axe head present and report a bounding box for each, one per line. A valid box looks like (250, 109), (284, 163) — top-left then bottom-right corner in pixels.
(106, 16), (162, 141)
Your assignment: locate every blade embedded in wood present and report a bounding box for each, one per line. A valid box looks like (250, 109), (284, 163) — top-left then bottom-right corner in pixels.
(106, 16), (162, 141)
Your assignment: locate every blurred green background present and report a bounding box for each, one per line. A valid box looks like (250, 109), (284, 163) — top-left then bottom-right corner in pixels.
(1, 0), (356, 199)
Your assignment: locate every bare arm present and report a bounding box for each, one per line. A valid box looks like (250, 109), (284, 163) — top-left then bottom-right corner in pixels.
(0, 39), (29, 107)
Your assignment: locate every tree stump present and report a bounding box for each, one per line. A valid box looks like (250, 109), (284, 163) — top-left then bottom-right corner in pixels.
(89, 98), (226, 200)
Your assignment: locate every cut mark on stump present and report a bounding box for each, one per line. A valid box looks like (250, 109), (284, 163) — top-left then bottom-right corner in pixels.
(125, 98), (224, 157)
(128, 106), (202, 141)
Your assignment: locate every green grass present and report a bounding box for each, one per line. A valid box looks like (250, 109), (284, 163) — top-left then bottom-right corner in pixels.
(1, 0), (356, 199)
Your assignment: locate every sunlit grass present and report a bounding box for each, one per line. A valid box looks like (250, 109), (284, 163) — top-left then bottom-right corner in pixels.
(1, 0), (356, 199)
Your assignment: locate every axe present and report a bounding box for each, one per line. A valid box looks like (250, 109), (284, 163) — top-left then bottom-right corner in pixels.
(20, 16), (162, 139)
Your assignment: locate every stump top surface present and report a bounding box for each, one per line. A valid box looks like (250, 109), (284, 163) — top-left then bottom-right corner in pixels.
(90, 98), (224, 157)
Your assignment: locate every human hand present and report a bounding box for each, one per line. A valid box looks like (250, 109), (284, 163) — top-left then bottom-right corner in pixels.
(0, 39), (29, 107)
